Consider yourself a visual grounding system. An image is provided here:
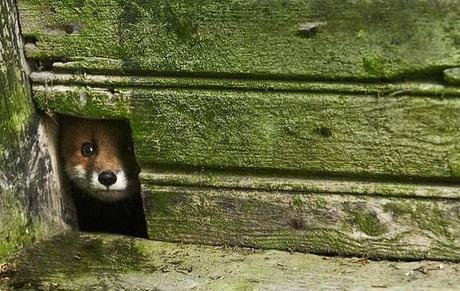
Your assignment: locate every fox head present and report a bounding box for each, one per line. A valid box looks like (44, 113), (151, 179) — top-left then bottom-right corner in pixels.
(59, 116), (140, 202)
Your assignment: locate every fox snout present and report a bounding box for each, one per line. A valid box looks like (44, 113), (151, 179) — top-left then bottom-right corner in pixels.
(98, 171), (117, 186)
(60, 116), (140, 203)
(90, 168), (128, 192)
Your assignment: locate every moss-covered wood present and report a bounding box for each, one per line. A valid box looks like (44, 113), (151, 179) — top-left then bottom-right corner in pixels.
(30, 71), (460, 96)
(13, 0), (460, 263)
(141, 170), (460, 261)
(143, 171), (460, 199)
(4, 232), (460, 290)
(445, 67), (460, 85)
(0, 0), (70, 259)
(18, 0), (459, 80)
(32, 82), (460, 181)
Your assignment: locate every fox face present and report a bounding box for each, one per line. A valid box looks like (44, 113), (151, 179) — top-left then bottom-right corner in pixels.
(59, 116), (140, 202)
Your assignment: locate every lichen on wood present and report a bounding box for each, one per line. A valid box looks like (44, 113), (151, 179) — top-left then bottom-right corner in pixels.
(10, 0), (460, 264)
(445, 67), (460, 85)
(32, 84), (460, 181)
(0, 0), (69, 259)
(18, 0), (460, 80)
(30, 71), (460, 97)
(141, 170), (460, 261)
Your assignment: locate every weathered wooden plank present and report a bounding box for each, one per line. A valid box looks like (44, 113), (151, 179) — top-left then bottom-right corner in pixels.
(32, 84), (460, 180)
(4, 232), (460, 290)
(141, 170), (460, 261)
(18, 0), (459, 80)
(0, 0), (71, 259)
(30, 71), (460, 96)
(143, 171), (460, 199)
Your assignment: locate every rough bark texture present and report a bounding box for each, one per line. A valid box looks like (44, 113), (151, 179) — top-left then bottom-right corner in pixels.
(2, 232), (460, 290)
(0, 0), (71, 259)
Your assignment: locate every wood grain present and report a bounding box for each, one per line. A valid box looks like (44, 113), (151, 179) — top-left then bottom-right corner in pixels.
(0, 0), (69, 259)
(32, 84), (460, 180)
(18, 0), (460, 80)
(142, 170), (460, 261)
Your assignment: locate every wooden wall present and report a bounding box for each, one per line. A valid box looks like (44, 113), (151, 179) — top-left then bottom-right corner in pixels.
(16, 0), (460, 260)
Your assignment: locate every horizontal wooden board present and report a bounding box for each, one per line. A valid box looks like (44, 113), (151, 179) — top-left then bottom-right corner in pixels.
(32, 82), (460, 180)
(30, 71), (460, 96)
(142, 171), (460, 199)
(5, 232), (460, 290)
(141, 170), (460, 261)
(18, 0), (459, 80)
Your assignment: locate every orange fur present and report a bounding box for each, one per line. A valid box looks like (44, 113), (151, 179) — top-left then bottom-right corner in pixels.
(59, 116), (140, 202)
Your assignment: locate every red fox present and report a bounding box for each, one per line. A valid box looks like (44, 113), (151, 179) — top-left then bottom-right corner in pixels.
(59, 115), (140, 202)
(58, 115), (147, 237)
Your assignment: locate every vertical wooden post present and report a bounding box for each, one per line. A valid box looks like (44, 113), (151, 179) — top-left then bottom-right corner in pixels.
(0, 0), (73, 259)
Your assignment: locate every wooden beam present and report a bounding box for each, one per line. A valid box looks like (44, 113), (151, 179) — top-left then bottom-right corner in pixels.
(141, 170), (460, 261)
(18, 0), (459, 80)
(32, 83), (460, 181)
(30, 71), (460, 96)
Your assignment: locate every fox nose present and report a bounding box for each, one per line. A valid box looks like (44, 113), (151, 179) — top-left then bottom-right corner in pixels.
(98, 171), (117, 187)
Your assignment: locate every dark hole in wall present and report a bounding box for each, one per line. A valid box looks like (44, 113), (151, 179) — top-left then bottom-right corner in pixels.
(58, 114), (148, 238)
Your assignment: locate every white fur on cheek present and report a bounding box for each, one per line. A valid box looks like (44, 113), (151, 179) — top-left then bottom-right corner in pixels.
(73, 165), (86, 179)
(109, 170), (128, 191)
(67, 165), (89, 190)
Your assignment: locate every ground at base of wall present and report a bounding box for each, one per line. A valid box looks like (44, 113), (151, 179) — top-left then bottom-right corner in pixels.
(1, 232), (459, 290)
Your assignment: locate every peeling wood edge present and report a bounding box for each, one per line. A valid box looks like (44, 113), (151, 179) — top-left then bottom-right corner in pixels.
(30, 71), (460, 97)
(140, 170), (460, 199)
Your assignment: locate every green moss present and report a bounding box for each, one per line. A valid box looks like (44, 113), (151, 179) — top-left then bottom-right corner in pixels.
(0, 191), (49, 259)
(19, 0), (459, 80)
(0, 54), (33, 153)
(312, 196), (327, 208)
(449, 154), (460, 177)
(384, 200), (454, 241)
(1, 0), (38, 260)
(291, 195), (304, 209)
(383, 202), (408, 216)
(362, 54), (386, 77)
(414, 204), (451, 239)
(146, 189), (173, 216)
(444, 67), (460, 84)
(350, 210), (387, 237)
(33, 86), (131, 119)
(33, 83), (460, 181)
(4, 232), (460, 290)
(6, 233), (150, 289)
(221, 280), (257, 291)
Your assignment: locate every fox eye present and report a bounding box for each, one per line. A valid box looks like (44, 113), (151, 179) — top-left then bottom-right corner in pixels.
(81, 142), (96, 157)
